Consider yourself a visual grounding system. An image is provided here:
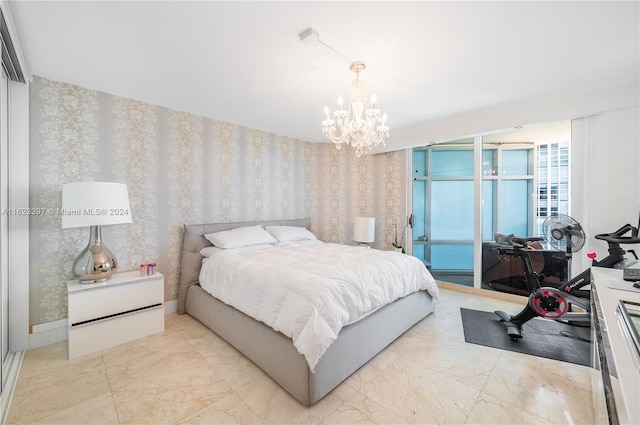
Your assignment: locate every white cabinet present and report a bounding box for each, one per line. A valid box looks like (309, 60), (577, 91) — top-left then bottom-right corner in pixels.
(591, 267), (640, 425)
(67, 270), (164, 359)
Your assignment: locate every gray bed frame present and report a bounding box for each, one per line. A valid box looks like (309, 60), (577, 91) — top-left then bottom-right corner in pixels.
(177, 219), (436, 405)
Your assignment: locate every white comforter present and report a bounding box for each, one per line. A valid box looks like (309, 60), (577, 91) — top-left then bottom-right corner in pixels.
(199, 240), (438, 371)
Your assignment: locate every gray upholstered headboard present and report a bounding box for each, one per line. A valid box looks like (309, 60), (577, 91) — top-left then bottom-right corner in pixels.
(177, 218), (311, 314)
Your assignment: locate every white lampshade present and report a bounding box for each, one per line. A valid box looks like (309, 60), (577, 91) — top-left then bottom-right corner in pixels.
(61, 182), (132, 229)
(61, 182), (132, 283)
(353, 216), (375, 243)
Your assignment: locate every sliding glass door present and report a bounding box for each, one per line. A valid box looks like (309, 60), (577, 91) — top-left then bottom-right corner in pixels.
(412, 140), (475, 286)
(411, 122), (570, 289)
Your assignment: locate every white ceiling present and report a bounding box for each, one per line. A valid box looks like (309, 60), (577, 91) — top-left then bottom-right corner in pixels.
(8, 1), (640, 144)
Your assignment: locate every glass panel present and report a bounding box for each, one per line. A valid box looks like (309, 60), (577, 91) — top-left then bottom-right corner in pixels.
(431, 180), (474, 240)
(412, 244), (429, 268)
(502, 149), (531, 175)
(482, 180), (495, 240)
(431, 150), (474, 176)
(432, 244), (474, 270)
(413, 150), (426, 178)
(482, 149), (497, 176)
(500, 179), (531, 236)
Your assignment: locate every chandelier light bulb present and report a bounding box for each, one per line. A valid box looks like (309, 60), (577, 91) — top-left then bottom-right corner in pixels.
(371, 94), (377, 106)
(337, 96), (343, 107)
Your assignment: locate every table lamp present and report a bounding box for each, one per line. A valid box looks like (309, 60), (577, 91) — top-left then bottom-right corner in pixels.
(353, 216), (375, 248)
(61, 182), (132, 283)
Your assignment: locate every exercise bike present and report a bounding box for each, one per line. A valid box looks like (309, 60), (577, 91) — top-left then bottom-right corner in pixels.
(491, 222), (640, 340)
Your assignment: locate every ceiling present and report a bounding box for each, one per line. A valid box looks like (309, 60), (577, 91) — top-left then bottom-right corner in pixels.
(8, 1), (639, 144)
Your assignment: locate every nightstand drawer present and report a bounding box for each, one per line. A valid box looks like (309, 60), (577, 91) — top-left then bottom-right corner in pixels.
(68, 277), (163, 324)
(68, 305), (164, 358)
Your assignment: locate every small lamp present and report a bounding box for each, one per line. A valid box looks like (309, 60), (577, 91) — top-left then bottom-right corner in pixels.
(61, 182), (132, 283)
(353, 216), (375, 248)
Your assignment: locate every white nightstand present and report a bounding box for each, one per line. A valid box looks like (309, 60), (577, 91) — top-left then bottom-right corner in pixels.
(67, 270), (165, 359)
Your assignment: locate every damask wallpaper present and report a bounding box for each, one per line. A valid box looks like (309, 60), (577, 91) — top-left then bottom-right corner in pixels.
(28, 76), (407, 326)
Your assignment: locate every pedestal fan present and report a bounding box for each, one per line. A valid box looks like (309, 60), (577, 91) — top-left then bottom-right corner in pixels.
(542, 214), (586, 278)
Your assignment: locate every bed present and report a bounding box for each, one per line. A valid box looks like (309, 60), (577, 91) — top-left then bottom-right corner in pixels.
(177, 218), (438, 405)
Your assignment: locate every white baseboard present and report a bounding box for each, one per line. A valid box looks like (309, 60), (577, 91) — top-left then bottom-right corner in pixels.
(29, 319), (67, 349)
(164, 299), (178, 315)
(29, 302), (178, 350)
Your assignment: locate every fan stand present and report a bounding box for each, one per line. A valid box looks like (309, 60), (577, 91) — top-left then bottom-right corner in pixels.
(565, 236), (574, 280)
(550, 226), (574, 278)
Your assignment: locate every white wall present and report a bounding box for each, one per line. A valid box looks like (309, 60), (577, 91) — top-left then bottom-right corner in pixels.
(374, 81), (639, 154)
(572, 106), (640, 273)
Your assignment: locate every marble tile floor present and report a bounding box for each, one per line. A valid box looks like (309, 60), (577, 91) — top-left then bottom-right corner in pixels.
(6, 288), (599, 425)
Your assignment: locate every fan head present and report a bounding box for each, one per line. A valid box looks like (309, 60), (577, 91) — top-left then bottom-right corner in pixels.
(543, 214), (585, 253)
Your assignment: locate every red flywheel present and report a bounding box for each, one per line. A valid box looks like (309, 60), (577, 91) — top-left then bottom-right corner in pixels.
(528, 288), (569, 318)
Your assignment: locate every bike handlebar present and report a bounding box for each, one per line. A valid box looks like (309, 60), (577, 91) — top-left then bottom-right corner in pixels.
(595, 223), (640, 245)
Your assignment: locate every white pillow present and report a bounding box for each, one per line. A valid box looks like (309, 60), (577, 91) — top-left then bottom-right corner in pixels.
(204, 225), (277, 249)
(200, 246), (223, 257)
(265, 225), (317, 242)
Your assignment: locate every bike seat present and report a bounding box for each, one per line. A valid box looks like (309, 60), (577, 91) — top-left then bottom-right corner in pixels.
(512, 236), (543, 246)
(494, 233), (542, 249)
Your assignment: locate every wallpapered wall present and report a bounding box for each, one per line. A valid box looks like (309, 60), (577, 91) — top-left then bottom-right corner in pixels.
(28, 76), (406, 326)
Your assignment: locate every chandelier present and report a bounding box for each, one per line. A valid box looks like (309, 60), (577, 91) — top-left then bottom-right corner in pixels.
(322, 61), (389, 157)
(298, 28), (389, 157)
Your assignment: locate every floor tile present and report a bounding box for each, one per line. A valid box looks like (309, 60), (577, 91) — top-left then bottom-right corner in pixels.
(322, 389), (405, 425)
(29, 393), (119, 425)
(176, 392), (269, 425)
(6, 288), (597, 425)
(390, 328), (500, 391)
(356, 356), (480, 424)
(110, 356), (233, 424)
(465, 392), (552, 425)
(7, 351), (110, 424)
(481, 354), (595, 424)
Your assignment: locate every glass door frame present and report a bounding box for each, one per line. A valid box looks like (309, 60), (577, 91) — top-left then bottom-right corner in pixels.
(473, 136), (483, 289)
(410, 136), (538, 289)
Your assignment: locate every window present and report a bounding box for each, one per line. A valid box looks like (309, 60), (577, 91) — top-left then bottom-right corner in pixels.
(535, 141), (570, 235)
(411, 122), (571, 289)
